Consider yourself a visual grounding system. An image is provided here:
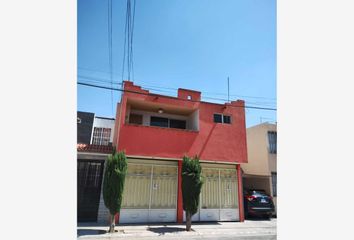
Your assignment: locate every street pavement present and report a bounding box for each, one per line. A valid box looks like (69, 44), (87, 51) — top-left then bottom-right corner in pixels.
(77, 218), (276, 240)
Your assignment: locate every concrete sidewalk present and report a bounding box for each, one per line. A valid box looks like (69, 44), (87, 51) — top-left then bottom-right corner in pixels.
(77, 219), (276, 240)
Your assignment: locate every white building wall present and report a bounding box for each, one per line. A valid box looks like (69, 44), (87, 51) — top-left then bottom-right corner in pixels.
(187, 109), (199, 131)
(90, 116), (115, 144)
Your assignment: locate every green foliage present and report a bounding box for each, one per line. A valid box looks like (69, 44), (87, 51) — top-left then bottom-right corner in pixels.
(181, 155), (204, 215)
(103, 149), (128, 216)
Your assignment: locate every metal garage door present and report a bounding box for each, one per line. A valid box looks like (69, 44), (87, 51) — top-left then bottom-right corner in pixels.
(77, 160), (105, 222)
(199, 167), (239, 222)
(183, 166), (239, 222)
(120, 161), (178, 223)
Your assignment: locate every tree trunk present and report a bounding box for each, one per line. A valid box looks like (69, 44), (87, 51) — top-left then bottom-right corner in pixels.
(109, 214), (115, 233)
(186, 211), (192, 231)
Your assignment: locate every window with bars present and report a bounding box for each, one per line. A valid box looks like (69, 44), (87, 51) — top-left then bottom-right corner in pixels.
(268, 131), (277, 154)
(92, 127), (111, 145)
(271, 172), (277, 197)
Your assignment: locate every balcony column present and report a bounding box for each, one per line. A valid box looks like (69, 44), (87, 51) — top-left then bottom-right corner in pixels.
(236, 164), (245, 222)
(177, 160), (183, 223)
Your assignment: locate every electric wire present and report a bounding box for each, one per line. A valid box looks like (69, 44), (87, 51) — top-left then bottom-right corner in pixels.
(79, 76), (276, 106)
(78, 77), (276, 107)
(77, 82), (277, 111)
(108, 0), (114, 116)
(78, 68), (276, 101)
(121, 0), (136, 83)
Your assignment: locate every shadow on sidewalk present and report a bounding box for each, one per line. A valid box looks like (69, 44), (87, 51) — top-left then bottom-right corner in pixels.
(245, 216), (276, 221)
(147, 226), (187, 235)
(77, 229), (108, 237)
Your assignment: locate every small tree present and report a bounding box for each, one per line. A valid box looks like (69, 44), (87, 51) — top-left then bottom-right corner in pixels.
(181, 155), (204, 231)
(103, 149), (128, 233)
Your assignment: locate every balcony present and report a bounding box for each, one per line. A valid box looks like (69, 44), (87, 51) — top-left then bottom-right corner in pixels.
(125, 98), (199, 132)
(118, 99), (200, 158)
(119, 121), (199, 159)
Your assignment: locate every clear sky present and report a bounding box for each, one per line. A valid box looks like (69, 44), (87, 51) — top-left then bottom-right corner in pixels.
(78, 0), (276, 127)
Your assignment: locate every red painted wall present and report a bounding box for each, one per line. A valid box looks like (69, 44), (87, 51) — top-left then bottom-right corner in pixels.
(115, 81), (248, 164)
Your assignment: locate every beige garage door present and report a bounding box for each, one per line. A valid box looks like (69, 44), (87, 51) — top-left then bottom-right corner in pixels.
(120, 160), (178, 223)
(199, 166), (239, 222)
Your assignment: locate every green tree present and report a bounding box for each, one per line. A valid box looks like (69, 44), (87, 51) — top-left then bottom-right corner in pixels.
(103, 149), (128, 233)
(181, 155), (204, 231)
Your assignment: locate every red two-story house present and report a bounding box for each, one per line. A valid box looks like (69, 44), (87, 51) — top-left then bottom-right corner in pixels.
(103, 81), (247, 224)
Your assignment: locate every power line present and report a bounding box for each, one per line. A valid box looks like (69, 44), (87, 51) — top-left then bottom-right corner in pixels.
(77, 77), (276, 107)
(121, 0), (128, 84)
(107, 0), (114, 116)
(77, 78), (276, 107)
(78, 68), (276, 101)
(121, 0), (136, 82)
(79, 64), (276, 101)
(77, 82), (277, 111)
(126, 79), (277, 101)
(130, 0), (136, 81)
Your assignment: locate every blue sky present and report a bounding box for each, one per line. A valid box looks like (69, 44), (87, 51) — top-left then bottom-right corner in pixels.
(78, 0), (276, 127)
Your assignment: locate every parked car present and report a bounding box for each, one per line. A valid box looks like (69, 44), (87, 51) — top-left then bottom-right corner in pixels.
(243, 189), (275, 219)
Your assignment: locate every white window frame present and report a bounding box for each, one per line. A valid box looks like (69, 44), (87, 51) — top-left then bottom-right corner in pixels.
(213, 113), (232, 124)
(91, 127), (111, 145)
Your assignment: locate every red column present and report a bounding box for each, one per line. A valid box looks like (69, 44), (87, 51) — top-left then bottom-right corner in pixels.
(177, 160), (183, 223)
(108, 213), (120, 224)
(236, 164), (245, 222)
(116, 213), (120, 224)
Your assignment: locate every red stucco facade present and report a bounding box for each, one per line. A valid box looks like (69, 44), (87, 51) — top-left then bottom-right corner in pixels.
(113, 81), (247, 222)
(114, 81), (248, 164)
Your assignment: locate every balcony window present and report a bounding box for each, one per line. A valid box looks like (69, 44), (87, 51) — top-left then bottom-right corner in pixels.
(150, 116), (169, 128)
(169, 119), (186, 129)
(129, 113), (143, 125)
(149, 116), (187, 130)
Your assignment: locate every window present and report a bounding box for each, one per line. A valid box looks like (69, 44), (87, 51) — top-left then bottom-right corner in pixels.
(223, 115), (231, 124)
(92, 127), (111, 145)
(268, 131), (277, 154)
(271, 172), (277, 197)
(129, 114), (143, 125)
(169, 119), (186, 129)
(213, 114), (222, 123)
(213, 114), (231, 124)
(150, 116), (187, 130)
(150, 117), (169, 127)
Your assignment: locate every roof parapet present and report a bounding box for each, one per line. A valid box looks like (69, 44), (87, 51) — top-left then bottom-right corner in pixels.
(123, 81), (150, 94)
(178, 88), (201, 101)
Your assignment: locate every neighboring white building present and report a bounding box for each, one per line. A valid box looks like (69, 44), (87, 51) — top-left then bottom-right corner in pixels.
(90, 116), (115, 146)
